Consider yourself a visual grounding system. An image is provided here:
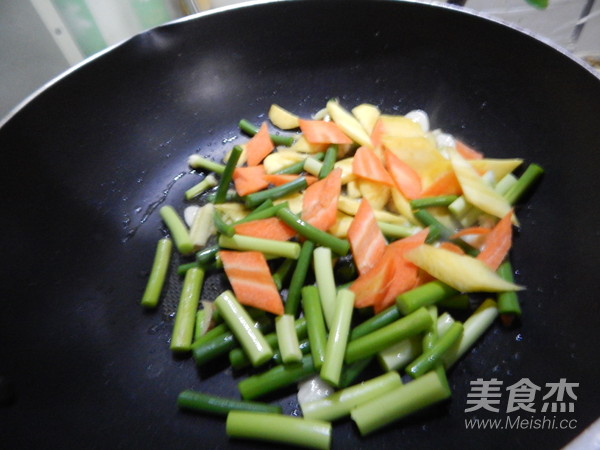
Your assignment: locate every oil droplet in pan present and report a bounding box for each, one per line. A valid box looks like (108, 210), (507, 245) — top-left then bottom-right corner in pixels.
(121, 171), (187, 243)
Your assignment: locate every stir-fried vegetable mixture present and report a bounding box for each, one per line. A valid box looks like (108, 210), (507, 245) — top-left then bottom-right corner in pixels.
(140, 99), (543, 449)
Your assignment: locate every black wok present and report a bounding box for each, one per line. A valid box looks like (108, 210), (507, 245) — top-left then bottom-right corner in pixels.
(1, 0), (599, 448)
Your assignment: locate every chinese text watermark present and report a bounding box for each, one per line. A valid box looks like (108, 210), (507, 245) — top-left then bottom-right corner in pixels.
(463, 378), (579, 431)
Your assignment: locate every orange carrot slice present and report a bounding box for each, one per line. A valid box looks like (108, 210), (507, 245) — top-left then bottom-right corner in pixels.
(449, 227), (492, 240)
(374, 229), (429, 312)
(263, 173), (318, 187)
(352, 146), (394, 186)
(220, 250), (284, 315)
(246, 122), (275, 166)
(351, 229), (428, 311)
(370, 118), (386, 149)
(301, 168), (342, 231)
(476, 210), (513, 270)
(233, 217), (297, 241)
(299, 119), (353, 145)
(420, 171), (462, 197)
(455, 140), (484, 160)
(416, 268), (435, 286)
(350, 254), (395, 309)
(384, 149), (422, 199)
(438, 241), (466, 255)
(347, 199), (387, 276)
(232, 165), (269, 196)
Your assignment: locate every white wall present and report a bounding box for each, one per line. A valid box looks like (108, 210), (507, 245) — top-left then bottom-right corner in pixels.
(0, 0), (183, 120)
(0, 0), (70, 119)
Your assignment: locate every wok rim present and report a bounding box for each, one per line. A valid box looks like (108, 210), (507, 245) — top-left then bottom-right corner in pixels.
(1, 0), (598, 129)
